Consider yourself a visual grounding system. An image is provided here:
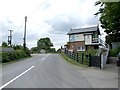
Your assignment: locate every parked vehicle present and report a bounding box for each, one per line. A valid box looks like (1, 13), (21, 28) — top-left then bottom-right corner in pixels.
(116, 52), (120, 66)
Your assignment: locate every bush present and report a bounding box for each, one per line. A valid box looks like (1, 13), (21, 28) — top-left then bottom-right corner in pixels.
(13, 51), (18, 60)
(78, 49), (97, 56)
(109, 48), (120, 57)
(2, 52), (10, 63)
(8, 52), (15, 61)
(86, 49), (97, 55)
(2, 50), (31, 63)
(25, 48), (31, 57)
(0, 52), (2, 62)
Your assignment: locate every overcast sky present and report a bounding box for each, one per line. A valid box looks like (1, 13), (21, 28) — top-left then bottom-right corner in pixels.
(0, 0), (105, 50)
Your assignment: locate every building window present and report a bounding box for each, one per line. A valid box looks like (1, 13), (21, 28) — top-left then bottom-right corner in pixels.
(82, 46), (85, 50)
(77, 47), (81, 50)
(70, 35), (75, 42)
(77, 46), (85, 51)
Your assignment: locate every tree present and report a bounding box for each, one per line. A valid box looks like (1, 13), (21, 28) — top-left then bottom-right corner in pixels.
(2, 42), (8, 47)
(95, 1), (120, 43)
(13, 45), (23, 50)
(57, 48), (61, 53)
(30, 47), (38, 53)
(37, 37), (53, 53)
(49, 48), (56, 53)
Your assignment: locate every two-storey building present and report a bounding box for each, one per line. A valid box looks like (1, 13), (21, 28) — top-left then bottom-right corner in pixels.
(67, 26), (100, 52)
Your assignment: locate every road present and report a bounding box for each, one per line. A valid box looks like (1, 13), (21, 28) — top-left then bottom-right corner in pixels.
(0, 54), (118, 88)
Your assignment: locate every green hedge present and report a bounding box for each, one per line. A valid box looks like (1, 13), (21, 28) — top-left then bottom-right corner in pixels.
(1, 50), (31, 63)
(78, 49), (97, 56)
(109, 48), (120, 57)
(0, 52), (3, 62)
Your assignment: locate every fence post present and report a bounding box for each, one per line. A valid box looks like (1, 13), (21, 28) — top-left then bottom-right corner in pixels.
(74, 52), (76, 60)
(82, 53), (84, 64)
(64, 48), (66, 54)
(72, 52), (75, 60)
(71, 52), (73, 59)
(100, 53), (101, 69)
(77, 53), (79, 62)
(89, 54), (91, 67)
(71, 52), (74, 59)
(70, 52), (72, 58)
(66, 50), (68, 55)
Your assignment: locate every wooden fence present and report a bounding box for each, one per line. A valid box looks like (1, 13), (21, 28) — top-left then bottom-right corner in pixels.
(64, 50), (101, 68)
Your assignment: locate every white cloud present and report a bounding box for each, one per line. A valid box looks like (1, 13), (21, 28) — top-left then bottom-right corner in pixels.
(0, 0), (102, 49)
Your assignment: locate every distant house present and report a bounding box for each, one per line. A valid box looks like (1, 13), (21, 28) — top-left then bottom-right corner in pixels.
(67, 26), (101, 52)
(40, 49), (46, 54)
(0, 47), (14, 52)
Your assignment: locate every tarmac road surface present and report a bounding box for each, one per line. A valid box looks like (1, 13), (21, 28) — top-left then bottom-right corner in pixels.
(0, 54), (118, 88)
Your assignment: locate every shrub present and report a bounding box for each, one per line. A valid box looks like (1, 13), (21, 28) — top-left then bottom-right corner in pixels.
(109, 48), (120, 57)
(8, 52), (15, 61)
(0, 52), (2, 62)
(2, 50), (31, 63)
(78, 49), (97, 56)
(2, 52), (10, 63)
(15, 50), (28, 59)
(25, 48), (31, 57)
(13, 51), (18, 60)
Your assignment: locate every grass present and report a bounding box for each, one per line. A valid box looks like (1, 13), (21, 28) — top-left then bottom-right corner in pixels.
(60, 53), (88, 67)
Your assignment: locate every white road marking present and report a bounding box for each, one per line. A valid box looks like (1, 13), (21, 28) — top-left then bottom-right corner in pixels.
(41, 54), (50, 62)
(0, 65), (34, 89)
(41, 58), (46, 61)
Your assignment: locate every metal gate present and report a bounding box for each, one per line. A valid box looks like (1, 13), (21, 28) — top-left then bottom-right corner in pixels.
(91, 56), (101, 68)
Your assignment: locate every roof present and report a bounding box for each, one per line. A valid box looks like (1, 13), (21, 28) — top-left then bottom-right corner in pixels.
(0, 47), (14, 52)
(67, 26), (100, 35)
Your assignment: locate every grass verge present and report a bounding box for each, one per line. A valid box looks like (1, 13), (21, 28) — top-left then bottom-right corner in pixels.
(60, 53), (88, 67)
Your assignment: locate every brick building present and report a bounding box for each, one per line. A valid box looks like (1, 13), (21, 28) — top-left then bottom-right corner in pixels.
(67, 26), (101, 52)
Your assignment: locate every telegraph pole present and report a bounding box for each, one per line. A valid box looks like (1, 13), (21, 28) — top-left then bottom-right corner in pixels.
(8, 30), (13, 47)
(23, 16), (27, 50)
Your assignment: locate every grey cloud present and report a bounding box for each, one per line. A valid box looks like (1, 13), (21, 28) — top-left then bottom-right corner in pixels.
(12, 29), (39, 45)
(2, 30), (38, 46)
(12, 32), (23, 45)
(45, 15), (80, 34)
(1, 19), (39, 47)
(45, 14), (98, 35)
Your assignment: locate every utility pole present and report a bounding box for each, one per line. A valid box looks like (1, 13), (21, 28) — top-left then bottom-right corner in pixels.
(23, 16), (27, 50)
(8, 30), (13, 47)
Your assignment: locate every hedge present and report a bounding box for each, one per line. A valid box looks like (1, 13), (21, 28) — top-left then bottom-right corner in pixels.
(109, 48), (120, 57)
(0, 52), (2, 63)
(78, 49), (97, 56)
(1, 50), (31, 63)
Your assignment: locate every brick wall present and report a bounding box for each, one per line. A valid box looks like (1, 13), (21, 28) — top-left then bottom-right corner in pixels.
(68, 41), (85, 51)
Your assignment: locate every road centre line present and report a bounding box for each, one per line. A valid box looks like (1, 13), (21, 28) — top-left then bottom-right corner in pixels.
(41, 54), (50, 61)
(41, 58), (46, 61)
(0, 65), (34, 89)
